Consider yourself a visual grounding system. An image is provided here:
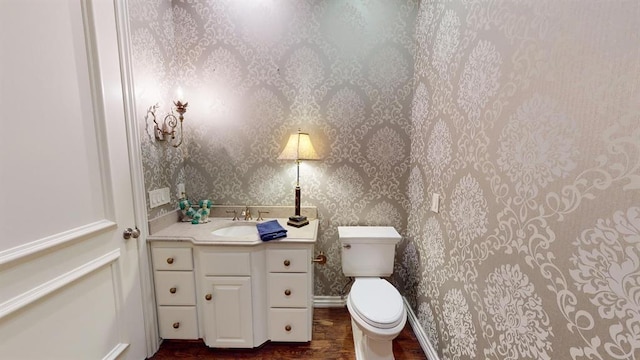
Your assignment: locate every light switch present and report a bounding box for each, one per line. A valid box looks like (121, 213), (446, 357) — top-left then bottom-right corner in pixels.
(430, 193), (440, 213)
(149, 187), (171, 208)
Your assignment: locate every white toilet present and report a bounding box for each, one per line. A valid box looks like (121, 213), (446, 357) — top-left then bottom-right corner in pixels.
(339, 226), (407, 360)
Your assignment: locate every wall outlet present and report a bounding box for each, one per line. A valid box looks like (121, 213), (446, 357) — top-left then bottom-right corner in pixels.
(149, 187), (170, 208)
(430, 193), (440, 213)
(177, 183), (186, 199)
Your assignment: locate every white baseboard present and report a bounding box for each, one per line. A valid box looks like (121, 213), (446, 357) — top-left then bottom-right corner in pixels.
(313, 296), (438, 360)
(403, 297), (440, 360)
(313, 295), (346, 308)
(102, 343), (129, 360)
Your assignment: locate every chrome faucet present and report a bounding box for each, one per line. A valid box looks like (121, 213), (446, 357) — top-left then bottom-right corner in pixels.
(242, 206), (252, 221)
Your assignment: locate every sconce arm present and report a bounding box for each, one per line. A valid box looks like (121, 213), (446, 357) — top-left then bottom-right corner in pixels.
(146, 101), (187, 147)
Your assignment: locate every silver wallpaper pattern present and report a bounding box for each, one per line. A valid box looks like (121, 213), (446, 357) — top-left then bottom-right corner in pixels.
(128, 0), (417, 297)
(403, 1), (640, 359)
(130, 1), (640, 359)
(129, 0), (184, 218)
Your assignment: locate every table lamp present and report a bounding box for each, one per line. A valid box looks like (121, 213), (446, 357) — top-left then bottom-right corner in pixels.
(278, 129), (320, 227)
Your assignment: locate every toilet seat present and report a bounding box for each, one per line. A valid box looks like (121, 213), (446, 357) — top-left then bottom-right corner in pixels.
(348, 278), (404, 329)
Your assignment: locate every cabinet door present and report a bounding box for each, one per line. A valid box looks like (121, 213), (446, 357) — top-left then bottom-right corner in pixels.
(202, 277), (253, 348)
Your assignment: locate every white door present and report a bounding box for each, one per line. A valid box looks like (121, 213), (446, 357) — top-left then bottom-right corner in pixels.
(0, 1), (147, 359)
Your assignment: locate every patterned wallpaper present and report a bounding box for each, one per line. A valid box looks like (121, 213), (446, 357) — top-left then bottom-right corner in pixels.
(130, 1), (640, 359)
(129, 0), (184, 219)
(128, 0), (417, 297)
(400, 1), (640, 359)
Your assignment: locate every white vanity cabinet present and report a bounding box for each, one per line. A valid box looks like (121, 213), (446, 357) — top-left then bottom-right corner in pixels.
(198, 248), (259, 348)
(148, 216), (318, 349)
(201, 276), (253, 347)
(151, 247), (198, 339)
(267, 245), (313, 342)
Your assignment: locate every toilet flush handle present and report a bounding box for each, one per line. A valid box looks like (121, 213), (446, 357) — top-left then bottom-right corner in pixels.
(343, 244), (351, 249)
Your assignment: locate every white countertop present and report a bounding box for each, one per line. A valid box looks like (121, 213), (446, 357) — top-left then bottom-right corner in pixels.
(147, 218), (318, 245)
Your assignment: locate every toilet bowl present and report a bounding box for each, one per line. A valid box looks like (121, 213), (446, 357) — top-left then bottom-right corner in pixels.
(346, 278), (407, 360)
(339, 226), (405, 360)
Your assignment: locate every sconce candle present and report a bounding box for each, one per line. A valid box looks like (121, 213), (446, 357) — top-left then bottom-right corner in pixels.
(176, 86), (184, 103)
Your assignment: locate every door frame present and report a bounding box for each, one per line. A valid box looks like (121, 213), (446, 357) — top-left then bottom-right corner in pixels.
(112, 0), (159, 355)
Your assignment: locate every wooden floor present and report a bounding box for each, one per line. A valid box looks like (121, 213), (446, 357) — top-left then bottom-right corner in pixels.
(148, 307), (427, 359)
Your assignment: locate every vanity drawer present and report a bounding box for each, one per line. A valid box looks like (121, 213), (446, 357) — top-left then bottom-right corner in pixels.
(157, 306), (198, 339)
(152, 247), (193, 271)
(269, 308), (310, 342)
(267, 249), (308, 273)
(200, 251), (251, 276)
(268, 273), (308, 308)
(154, 271), (196, 305)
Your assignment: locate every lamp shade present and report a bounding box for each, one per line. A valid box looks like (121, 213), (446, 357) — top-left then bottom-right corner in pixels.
(278, 131), (320, 161)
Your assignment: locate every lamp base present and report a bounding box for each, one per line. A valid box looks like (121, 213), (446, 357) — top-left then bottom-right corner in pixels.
(289, 215), (307, 222)
(287, 218), (310, 228)
(290, 183), (308, 227)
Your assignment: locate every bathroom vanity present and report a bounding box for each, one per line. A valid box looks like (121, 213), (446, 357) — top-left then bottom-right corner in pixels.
(147, 213), (318, 348)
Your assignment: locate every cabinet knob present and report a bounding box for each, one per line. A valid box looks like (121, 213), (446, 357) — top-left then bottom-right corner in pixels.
(284, 289), (291, 296)
(166, 257), (174, 264)
(285, 325), (292, 332)
(205, 293), (212, 301)
(169, 287), (177, 294)
(283, 259), (290, 267)
(172, 322), (180, 329)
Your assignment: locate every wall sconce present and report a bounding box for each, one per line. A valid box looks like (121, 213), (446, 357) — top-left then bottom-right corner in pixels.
(146, 100), (188, 148)
(278, 129), (320, 227)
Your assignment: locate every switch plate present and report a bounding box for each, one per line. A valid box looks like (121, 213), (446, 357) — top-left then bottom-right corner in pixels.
(177, 183), (186, 199)
(430, 193), (440, 213)
(149, 187), (170, 208)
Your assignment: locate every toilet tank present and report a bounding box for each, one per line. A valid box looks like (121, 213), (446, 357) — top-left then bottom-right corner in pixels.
(338, 226), (402, 277)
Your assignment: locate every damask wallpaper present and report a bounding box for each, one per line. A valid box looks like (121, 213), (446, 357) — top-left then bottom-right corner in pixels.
(128, 0), (417, 297)
(401, 1), (640, 359)
(129, 1), (640, 359)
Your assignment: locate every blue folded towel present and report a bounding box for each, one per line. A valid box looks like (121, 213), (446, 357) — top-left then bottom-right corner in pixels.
(256, 220), (287, 241)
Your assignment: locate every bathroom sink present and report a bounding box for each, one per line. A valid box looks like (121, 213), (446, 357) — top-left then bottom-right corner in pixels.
(211, 223), (258, 241)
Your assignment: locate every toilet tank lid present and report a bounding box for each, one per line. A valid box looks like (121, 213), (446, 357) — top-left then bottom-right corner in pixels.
(338, 226), (401, 244)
